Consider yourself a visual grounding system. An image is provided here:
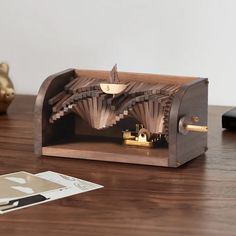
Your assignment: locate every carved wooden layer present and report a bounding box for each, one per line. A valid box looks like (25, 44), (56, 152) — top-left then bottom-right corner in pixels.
(34, 66), (208, 167)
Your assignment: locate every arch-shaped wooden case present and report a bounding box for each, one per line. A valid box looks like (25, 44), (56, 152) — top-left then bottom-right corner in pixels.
(34, 68), (208, 167)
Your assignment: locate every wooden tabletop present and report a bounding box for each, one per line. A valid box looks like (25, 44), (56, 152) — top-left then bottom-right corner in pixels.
(0, 95), (236, 236)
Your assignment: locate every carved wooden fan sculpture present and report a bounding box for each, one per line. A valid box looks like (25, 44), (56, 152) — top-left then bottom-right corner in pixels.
(35, 65), (208, 167)
(48, 65), (180, 141)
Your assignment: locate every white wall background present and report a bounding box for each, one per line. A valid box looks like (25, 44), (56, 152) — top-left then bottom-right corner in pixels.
(0, 0), (236, 105)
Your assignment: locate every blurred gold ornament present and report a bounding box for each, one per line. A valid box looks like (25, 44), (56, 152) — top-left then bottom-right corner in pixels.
(0, 63), (15, 113)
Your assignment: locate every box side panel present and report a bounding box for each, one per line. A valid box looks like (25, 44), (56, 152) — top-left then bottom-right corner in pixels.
(34, 69), (75, 155)
(173, 80), (208, 166)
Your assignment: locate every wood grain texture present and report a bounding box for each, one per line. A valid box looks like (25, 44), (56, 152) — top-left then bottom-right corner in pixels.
(75, 69), (198, 85)
(35, 69), (207, 167)
(0, 95), (236, 236)
(34, 69), (75, 155)
(168, 79), (208, 167)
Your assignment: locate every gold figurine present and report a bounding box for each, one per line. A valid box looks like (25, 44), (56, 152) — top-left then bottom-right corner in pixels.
(0, 63), (15, 113)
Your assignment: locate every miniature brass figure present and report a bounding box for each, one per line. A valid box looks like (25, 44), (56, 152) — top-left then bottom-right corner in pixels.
(0, 63), (15, 113)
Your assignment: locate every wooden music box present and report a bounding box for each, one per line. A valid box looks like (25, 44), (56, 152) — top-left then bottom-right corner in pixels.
(34, 65), (208, 167)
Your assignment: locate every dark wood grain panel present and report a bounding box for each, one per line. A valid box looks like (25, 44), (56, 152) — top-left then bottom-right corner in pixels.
(34, 69), (75, 155)
(0, 95), (235, 236)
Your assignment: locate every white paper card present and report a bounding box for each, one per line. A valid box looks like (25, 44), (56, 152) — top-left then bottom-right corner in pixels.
(0, 171), (103, 214)
(0, 171), (64, 202)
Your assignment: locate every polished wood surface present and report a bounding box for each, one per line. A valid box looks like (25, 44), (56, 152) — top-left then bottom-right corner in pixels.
(35, 69), (208, 167)
(0, 95), (236, 236)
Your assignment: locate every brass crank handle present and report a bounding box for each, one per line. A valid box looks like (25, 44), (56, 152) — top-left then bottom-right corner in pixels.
(179, 116), (208, 135)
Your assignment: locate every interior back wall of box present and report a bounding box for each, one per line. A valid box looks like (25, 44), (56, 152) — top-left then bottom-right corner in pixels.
(0, 0), (235, 106)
